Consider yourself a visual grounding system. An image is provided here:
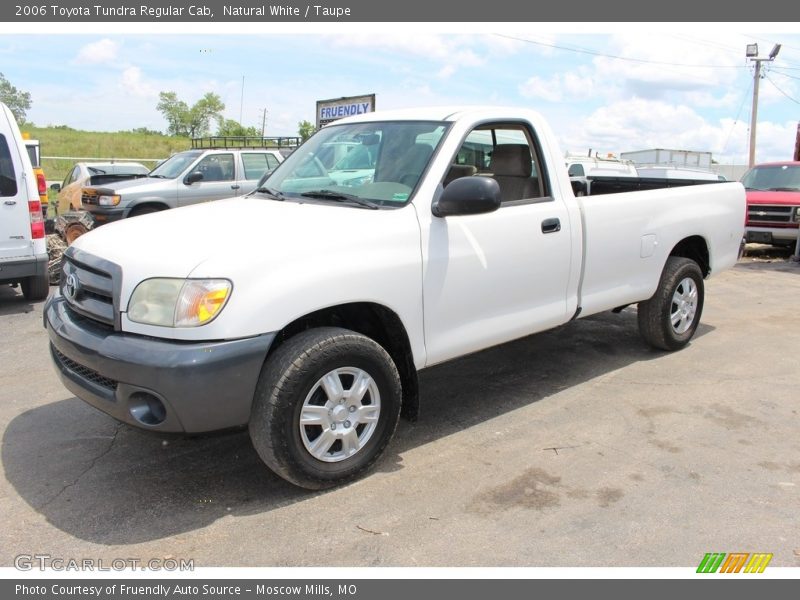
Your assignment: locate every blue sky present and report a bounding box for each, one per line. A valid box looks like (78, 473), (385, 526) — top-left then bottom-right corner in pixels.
(1, 30), (799, 164)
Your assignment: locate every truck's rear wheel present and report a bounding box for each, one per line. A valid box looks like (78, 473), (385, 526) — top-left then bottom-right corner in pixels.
(638, 256), (704, 351)
(249, 327), (402, 490)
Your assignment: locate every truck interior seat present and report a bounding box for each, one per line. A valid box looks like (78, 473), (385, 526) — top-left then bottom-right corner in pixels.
(489, 144), (539, 201)
(202, 164), (224, 181)
(443, 164), (478, 187)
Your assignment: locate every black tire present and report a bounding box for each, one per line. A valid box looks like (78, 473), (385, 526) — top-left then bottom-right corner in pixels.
(638, 256), (704, 351)
(249, 327), (402, 490)
(21, 272), (49, 301)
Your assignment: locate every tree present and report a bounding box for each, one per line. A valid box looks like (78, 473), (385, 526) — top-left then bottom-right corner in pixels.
(217, 118), (259, 137)
(0, 73), (32, 124)
(298, 120), (316, 141)
(156, 91), (225, 137)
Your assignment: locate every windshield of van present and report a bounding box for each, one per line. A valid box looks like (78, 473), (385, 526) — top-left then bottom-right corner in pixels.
(149, 150), (203, 179)
(257, 121), (448, 208)
(741, 164), (800, 192)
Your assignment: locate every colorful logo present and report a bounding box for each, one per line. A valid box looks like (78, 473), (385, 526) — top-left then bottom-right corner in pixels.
(697, 552), (773, 573)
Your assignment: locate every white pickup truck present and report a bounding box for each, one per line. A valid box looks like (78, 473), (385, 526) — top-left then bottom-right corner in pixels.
(45, 107), (745, 489)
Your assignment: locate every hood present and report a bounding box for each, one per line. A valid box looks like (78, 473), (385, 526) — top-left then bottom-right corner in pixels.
(746, 189), (800, 205)
(72, 196), (419, 298)
(90, 176), (177, 194)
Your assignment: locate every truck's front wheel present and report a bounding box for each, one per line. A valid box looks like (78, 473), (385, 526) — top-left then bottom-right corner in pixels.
(249, 327), (402, 490)
(638, 256), (704, 351)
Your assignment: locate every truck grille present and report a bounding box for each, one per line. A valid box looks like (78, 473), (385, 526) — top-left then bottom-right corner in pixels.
(51, 345), (118, 391)
(81, 188), (99, 205)
(60, 250), (117, 327)
(747, 204), (794, 225)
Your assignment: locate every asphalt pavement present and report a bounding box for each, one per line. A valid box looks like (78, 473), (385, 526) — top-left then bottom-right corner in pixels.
(1, 252), (798, 568)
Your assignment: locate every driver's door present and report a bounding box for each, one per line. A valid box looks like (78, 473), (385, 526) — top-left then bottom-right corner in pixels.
(422, 122), (574, 365)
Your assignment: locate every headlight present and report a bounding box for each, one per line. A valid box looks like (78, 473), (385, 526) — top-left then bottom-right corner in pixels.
(98, 194), (121, 206)
(794, 207), (800, 223)
(127, 278), (232, 327)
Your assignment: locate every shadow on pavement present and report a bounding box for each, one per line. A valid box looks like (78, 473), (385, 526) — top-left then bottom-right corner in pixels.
(0, 284), (40, 317)
(2, 308), (713, 545)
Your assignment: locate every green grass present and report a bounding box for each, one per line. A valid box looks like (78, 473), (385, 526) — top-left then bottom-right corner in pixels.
(22, 125), (190, 183)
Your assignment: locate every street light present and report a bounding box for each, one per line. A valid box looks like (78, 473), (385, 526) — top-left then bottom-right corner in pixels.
(747, 42), (781, 167)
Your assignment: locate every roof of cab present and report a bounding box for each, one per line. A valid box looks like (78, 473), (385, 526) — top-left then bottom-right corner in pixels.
(334, 105), (543, 125)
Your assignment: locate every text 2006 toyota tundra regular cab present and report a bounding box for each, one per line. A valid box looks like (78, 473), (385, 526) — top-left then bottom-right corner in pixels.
(45, 107), (745, 489)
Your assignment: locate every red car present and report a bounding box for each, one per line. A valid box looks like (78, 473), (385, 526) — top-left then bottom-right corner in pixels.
(742, 161), (800, 248)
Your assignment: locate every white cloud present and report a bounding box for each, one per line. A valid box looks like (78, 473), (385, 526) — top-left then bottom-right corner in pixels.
(557, 97), (796, 164)
(118, 67), (156, 98)
(519, 75), (564, 102)
(519, 73), (594, 103)
(437, 65), (456, 79)
(75, 39), (120, 65)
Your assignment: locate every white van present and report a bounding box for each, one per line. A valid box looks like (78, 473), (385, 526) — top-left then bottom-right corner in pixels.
(0, 102), (49, 301)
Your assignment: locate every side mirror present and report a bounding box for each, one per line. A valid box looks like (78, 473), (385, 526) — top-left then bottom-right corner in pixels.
(432, 176), (501, 217)
(184, 171), (204, 185)
(50, 183), (61, 192)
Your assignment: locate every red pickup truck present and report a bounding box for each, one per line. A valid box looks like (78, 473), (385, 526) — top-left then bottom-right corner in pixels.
(742, 161), (800, 248)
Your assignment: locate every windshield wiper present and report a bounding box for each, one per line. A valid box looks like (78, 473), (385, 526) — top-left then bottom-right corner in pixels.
(149, 174), (169, 179)
(300, 190), (379, 210)
(767, 187), (800, 192)
(255, 186), (286, 201)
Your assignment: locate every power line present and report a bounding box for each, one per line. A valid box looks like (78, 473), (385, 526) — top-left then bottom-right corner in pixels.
(722, 78), (754, 155)
(764, 73), (800, 105)
(770, 69), (800, 81)
(494, 33), (748, 68)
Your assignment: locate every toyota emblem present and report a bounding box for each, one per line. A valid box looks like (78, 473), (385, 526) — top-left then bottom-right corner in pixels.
(64, 273), (79, 300)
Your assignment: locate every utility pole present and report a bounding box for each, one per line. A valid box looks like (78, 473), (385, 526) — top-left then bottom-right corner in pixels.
(260, 108), (268, 137)
(746, 43), (781, 168)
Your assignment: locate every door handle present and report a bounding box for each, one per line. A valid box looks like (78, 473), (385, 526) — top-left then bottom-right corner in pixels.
(3, 200), (16, 206)
(231, 185), (240, 190)
(541, 218), (561, 233)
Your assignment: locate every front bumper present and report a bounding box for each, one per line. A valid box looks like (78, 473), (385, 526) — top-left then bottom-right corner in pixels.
(83, 206), (125, 225)
(44, 293), (275, 433)
(745, 226), (798, 245)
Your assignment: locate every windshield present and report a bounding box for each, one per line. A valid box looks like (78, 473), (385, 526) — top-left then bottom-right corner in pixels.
(149, 150), (203, 179)
(259, 120), (448, 207)
(741, 164), (800, 191)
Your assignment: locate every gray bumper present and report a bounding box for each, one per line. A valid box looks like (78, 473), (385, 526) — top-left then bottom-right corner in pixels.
(83, 205), (125, 224)
(0, 254), (47, 283)
(44, 293), (275, 433)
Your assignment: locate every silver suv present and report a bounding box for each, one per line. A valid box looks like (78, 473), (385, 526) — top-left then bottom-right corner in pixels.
(81, 144), (285, 224)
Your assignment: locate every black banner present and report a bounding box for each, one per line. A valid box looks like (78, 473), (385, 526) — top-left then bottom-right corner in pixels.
(3, 0), (800, 22)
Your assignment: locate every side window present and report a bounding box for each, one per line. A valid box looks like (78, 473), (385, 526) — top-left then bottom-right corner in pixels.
(196, 154), (234, 182)
(266, 154), (280, 169)
(449, 123), (548, 202)
(241, 153), (270, 180)
(568, 163), (585, 177)
(0, 134), (18, 197)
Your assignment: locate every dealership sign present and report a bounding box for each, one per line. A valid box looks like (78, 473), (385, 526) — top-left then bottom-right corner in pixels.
(316, 94), (376, 128)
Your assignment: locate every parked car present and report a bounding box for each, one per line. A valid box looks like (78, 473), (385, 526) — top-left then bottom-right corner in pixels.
(52, 161), (151, 214)
(45, 106), (745, 489)
(741, 161), (800, 248)
(0, 103), (48, 300)
(80, 144), (284, 224)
